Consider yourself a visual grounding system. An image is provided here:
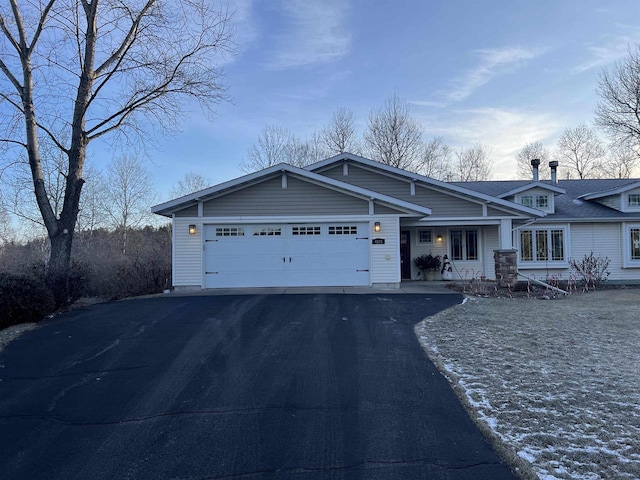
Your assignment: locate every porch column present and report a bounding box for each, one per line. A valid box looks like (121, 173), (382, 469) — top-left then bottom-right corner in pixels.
(499, 218), (513, 249)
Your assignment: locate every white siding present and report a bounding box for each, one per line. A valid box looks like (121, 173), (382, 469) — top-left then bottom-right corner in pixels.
(482, 226), (500, 280)
(515, 222), (640, 282)
(173, 218), (203, 287)
(370, 216), (401, 285)
(597, 195), (621, 211)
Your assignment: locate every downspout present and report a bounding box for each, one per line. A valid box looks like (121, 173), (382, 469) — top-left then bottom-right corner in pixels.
(516, 270), (568, 295)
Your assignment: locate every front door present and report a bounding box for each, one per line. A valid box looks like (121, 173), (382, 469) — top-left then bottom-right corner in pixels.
(400, 230), (411, 280)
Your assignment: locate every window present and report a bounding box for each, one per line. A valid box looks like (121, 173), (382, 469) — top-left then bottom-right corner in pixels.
(253, 226), (281, 236)
(292, 226), (321, 236)
(628, 194), (640, 207)
(521, 195), (533, 208)
(216, 227), (244, 237)
(417, 229), (433, 244)
(519, 228), (566, 263)
(520, 194), (549, 209)
(450, 229), (478, 261)
(329, 225), (358, 235)
(631, 228), (640, 260)
(536, 195), (549, 209)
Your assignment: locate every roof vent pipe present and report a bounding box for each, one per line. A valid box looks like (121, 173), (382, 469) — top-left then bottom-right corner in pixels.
(549, 160), (558, 185)
(531, 159), (540, 182)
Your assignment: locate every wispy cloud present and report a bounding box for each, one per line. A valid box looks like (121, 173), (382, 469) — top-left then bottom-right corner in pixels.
(421, 108), (566, 179)
(573, 28), (640, 73)
(447, 47), (545, 102)
(267, 0), (350, 70)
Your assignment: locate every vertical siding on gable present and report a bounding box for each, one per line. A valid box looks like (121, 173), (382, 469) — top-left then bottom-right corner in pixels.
(597, 195), (621, 211)
(174, 205), (199, 217)
(173, 218), (202, 287)
(202, 176), (369, 216)
(370, 217), (401, 285)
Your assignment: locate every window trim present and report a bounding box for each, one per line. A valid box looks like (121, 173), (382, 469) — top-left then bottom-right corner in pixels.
(627, 193), (640, 207)
(448, 228), (480, 262)
(517, 225), (569, 268)
(416, 228), (434, 245)
(623, 223), (640, 268)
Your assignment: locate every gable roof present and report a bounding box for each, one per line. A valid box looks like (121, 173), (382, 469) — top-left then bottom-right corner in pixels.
(496, 181), (566, 199)
(579, 180), (640, 200)
(151, 162), (433, 217)
(306, 153), (546, 217)
(456, 178), (640, 220)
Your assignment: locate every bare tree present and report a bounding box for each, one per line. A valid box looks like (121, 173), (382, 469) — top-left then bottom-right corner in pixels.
(595, 47), (640, 148)
(101, 155), (156, 253)
(320, 107), (360, 155)
(240, 125), (321, 173)
(415, 136), (452, 180)
(0, 1), (233, 302)
(556, 124), (605, 179)
(601, 142), (640, 179)
(364, 92), (424, 170)
(240, 125), (294, 173)
(170, 172), (211, 198)
(76, 164), (105, 233)
(451, 144), (493, 182)
(516, 141), (551, 180)
(0, 196), (12, 245)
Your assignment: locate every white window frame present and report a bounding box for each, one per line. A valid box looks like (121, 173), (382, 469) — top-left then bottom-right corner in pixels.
(622, 223), (640, 268)
(517, 225), (569, 268)
(628, 193), (640, 207)
(517, 192), (552, 212)
(449, 228), (480, 262)
(416, 229), (434, 245)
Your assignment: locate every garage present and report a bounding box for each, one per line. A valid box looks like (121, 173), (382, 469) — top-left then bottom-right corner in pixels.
(204, 223), (370, 288)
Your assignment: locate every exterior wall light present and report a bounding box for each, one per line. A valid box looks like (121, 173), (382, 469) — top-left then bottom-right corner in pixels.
(374, 221), (381, 233)
(436, 234), (443, 243)
(189, 224), (197, 235)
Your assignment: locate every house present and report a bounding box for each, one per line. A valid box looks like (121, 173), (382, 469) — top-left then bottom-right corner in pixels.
(151, 153), (640, 289)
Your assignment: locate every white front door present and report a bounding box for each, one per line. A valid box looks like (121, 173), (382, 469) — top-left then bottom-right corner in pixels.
(204, 223), (370, 288)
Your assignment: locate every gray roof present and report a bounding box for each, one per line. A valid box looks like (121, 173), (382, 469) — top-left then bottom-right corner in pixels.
(453, 178), (640, 220)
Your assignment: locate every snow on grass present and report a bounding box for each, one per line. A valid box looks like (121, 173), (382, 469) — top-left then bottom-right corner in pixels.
(416, 289), (640, 480)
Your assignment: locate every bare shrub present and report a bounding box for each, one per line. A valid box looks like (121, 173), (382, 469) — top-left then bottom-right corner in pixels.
(569, 252), (611, 290)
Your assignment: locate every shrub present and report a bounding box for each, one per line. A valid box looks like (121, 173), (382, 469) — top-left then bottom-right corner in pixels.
(0, 273), (55, 329)
(569, 252), (610, 288)
(414, 254), (441, 271)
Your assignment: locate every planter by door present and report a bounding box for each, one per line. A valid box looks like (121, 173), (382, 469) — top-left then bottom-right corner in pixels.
(424, 270), (436, 281)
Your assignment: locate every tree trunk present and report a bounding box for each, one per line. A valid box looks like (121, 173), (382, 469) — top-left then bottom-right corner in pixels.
(47, 229), (74, 306)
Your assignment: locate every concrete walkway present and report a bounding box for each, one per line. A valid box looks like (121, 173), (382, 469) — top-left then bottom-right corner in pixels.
(167, 281), (460, 296)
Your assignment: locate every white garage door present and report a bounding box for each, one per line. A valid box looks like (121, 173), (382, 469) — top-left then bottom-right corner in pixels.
(204, 223), (370, 288)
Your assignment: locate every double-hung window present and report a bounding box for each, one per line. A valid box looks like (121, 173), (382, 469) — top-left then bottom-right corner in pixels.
(624, 224), (640, 267)
(519, 227), (566, 263)
(450, 229), (479, 261)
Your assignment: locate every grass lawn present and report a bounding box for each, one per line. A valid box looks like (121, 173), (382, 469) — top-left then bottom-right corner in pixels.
(416, 289), (640, 480)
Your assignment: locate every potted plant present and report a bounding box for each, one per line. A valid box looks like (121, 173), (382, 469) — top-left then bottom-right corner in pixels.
(414, 254), (441, 281)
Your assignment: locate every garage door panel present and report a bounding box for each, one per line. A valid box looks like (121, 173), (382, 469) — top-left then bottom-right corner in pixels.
(204, 223), (370, 288)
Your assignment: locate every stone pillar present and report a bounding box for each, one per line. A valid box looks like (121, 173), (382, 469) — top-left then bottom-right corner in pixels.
(493, 249), (518, 288)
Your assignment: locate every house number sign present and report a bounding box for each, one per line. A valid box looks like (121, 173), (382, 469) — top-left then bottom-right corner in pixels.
(372, 238), (385, 245)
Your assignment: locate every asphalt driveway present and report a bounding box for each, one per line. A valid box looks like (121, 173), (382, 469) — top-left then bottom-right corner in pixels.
(0, 294), (517, 479)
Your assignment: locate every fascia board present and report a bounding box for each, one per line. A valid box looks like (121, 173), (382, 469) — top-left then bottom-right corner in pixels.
(152, 161), (432, 217)
(497, 182), (566, 198)
(580, 181), (640, 200)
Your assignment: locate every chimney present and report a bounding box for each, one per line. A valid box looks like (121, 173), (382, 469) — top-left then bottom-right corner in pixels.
(549, 161), (558, 184)
(531, 159), (540, 182)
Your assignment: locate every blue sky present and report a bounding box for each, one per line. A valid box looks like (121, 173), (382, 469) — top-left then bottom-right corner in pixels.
(116, 0), (640, 198)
